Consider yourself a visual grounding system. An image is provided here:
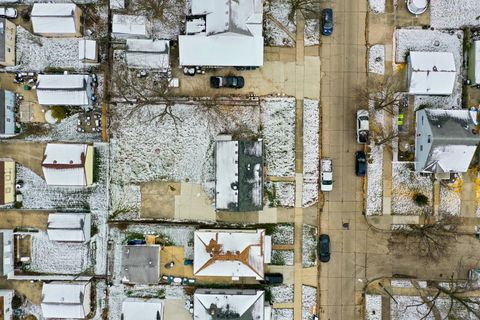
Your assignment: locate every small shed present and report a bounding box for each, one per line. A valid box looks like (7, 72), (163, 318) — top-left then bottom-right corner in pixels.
(36, 74), (92, 106)
(112, 14), (148, 39)
(126, 39), (170, 71)
(122, 245), (160, 284)
(31, 3), (82, 37)
(47, 213), (91, 242)
(41, 282), (91, 319)
(79, 39), (98, 63)
(0, 90), (16, 137)
(0, 159), (15, 205)
(122, 298), (164, 320)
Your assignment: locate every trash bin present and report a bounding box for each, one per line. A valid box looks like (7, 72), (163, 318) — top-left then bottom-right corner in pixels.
(23, 85), (31, 90)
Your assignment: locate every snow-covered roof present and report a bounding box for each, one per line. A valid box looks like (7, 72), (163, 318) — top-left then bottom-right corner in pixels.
(179, 0), (264, 66)
(415, 109), (480, 173)
(36, 74), (90, 106)
(122, 245), (160, 284)
(0, 230), (13, 277)
(41, 282), (90, 319)
(122, 298), (164, 320)
(42, 143), (91, 186)
(110, 0), (125, 9)
(215, 140), (263, 211)
(194, 289), (266, 320)
(79, 39), (97, 62)
(47, 213), (91, 242)
(125, 39), (170, 70)
(408, 51), (456, 95)
(193, 229), (271, 280)
(31, 3), (79, 35)
(112, 15), (148, 38)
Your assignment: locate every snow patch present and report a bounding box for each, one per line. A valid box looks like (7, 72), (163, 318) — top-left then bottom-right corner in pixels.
(368, 45), (385, 75)
(369, 0), (385, 14)
(365, 294), (382, 320)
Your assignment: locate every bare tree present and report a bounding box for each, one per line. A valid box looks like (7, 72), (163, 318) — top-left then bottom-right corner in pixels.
(285, 0), (321, 22)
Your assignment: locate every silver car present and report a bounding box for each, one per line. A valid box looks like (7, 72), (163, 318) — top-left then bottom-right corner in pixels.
(356, 109), (369, 144)
(0, 7), (17, 19)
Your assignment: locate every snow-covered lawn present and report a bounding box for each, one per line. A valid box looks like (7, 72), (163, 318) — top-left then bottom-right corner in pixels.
(29, 231), (92, 274)
(368, 45), (385, 75)
(304, 19), (320, 46)
(302, 224), (317, 267)
(302, 285), (317, 320)
(261, 97), (296, 177)
(271, 285), (294, 303)
(439, 180), (462, 216)
(369, 0), (385, 14)
(272, 223), (295, 245)
(303, 99), (319, 207)
(271, 250), (294, 266)
(395, 29), (464, 109)
(391, 162), (433, 215)
(365, 294), (382, 320)
(431, 0), (480, 29)
(274, 308), (294, 320)
(264, 0), (296, 47)
(265, 181), (295, 207)
(366, 144), (384, 215)
(110, 184), (142, 219)
(391, 279), (427, 288)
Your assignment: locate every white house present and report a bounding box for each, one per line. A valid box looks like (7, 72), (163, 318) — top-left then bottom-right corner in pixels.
(121, 298), (164, 320)
(0, 290), (14, 320)
(41, 282), (91, 319)
(415, 109), (480, 173)
(79, 39), (98, 63)
(125, 39), (170, 71)
(194, 289), (271, 320)
(193, 229), (271, 280)
(47, 213), (91, 242)
(31, 3), (82, 37)
(178, 0), (264, 67)
(42, 143), (94, 186)
(36, 74), (93, 106)
(112, 15), (148, 39)
(407, 51), (456, 95)
(0, 230), (13, 278)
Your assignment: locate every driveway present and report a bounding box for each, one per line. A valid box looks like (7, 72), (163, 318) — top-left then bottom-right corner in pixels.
(0, 210), (49, 230)
(0, 141), (46, 178)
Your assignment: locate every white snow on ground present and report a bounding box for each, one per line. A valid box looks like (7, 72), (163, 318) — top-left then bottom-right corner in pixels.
(302, 285), (317, 320)
(272, 223), (295, 245)
(369, 0), (385, 14)
(391, 279), (427, 288)
(110, 184), (141, 219)
(365, 294), (382, 320)
(439, 182), (461, 216)
(304, 19), (320, 46)
(271, 250), (294, 266)
(395, 29), (464, 109)
(302, 224), (317, 268)
(366, 144), (384, 215)
(368, 45), (385, 75)
(274, 308), (294, 320)
(271, 285), (294, 303)
(264, 0), (296, 47)
(266, 181), (295, 207)
(391, 162), (433, 215)
(431, 0), (480, 29)
(29, 231), (91, 274)
(93, 281), (107, 320)
(261, 97), (296, 177)
(21, 300), (44, 320)
(303, 99), (319, 207)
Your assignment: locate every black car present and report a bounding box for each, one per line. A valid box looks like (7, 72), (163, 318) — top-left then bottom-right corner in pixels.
(261, 273), (283, 284)
(321, 8), (333, 36)
(210, 76), (245, 89)
(355, 151), (367, 176)
(127, 239), (146, 245)
(318, 234), (330, 262)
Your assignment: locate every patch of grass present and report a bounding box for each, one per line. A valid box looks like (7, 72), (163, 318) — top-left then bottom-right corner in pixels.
(50, 106), (67, 121)
(93, 148), (102, 183)
(270, 251), (286, 265)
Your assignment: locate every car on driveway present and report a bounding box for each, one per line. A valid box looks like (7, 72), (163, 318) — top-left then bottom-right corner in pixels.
(356, 109), (369, 144)
(355, 151), (366, 176)
(321, 8), (333, 36)
(0, 7), (17, 18)
(261, 273), (283, 284)
(318, 234), (330, 262)
(210, 76), (244, 89)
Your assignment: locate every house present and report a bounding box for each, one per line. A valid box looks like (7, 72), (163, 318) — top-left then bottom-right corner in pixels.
(126, 39), (170, 71)
(415, 109), (480, 173)
(407, 51), (456, 95)
(468, 40), (480, 86)
(31, 3), (82, 37)
(215, 137), (263, 211)
(121, 298), (164, 320)
(194, 289), (271, 320)
(36, 74), (93, 106)
(0, 290), (14, 320)
(79, 39), (98, 63)
(0, 159), (15, 205)
(0, 18), (15, 67)
(0, 230), (13, 278)
(178, 0), (264, 67)
(112, 15), (148, 39)
(193, 229), (271, 280)
(0, 90), (16, 138)
(41, 282), (91, 319)
(47, 213), (91, 242)
(42, 143), (94, 186)
(122, 245), (160, 284)
(110, 0), (125, 10)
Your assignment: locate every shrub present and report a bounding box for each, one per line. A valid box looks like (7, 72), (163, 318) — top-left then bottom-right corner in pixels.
(413, 192), (429, 206)
(50, 106), (67, 121)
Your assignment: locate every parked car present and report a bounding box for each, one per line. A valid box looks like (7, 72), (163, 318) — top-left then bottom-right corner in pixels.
(320, 158), (333, 192)
(356, 109), (369, 144)
(0, 7), (17, 18)
(210, 76), (245, 89)
(355, 151), (367, 176)
(127, 239), (146, 245)
(261, 273), (283, 284)
(234, 66), (257, 71)
(321, 8), (333, 36)
(318, 234), (330, 262)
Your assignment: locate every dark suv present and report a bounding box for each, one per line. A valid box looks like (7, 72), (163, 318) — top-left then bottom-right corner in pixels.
(210, 76), (245, 89)
(355, 151), (366, 176)
(318, 234), (330, 262)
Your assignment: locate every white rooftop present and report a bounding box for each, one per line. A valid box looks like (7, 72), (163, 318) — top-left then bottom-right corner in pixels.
(42, 143), (90, 186)
(41, 282), (90, 319)
(193, 229), (271, 280)
(79, 39), (97, 62)
(112, 14), (148, 38)
(126, 39), (170, 71)
(47, 213), (91, 242)
(37, 74), (90, 106)
(31, 3), (78, 35)
(408, 51), (456, 95)
(122, 298), (164, 320)
(473, 41), (480, 84)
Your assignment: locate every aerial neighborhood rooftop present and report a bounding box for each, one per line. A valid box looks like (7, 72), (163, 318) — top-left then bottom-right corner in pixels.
(0, 0), (480, 319)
